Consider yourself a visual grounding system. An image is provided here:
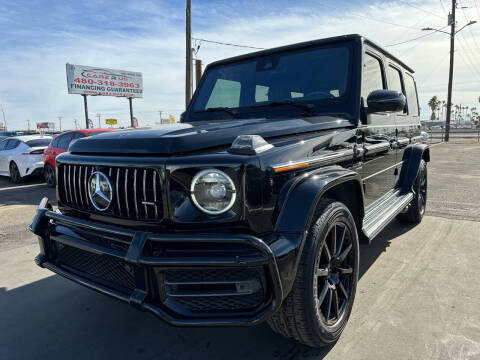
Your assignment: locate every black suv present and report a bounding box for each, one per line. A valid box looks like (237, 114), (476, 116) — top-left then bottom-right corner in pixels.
(31, 34), (428, 347)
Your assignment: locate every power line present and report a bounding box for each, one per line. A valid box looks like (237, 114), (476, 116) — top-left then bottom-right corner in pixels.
(385, 27), (448, 47)
(192, 37), (265, 50)
(418, 51), (450, 84)
(397, 0), (445, 19)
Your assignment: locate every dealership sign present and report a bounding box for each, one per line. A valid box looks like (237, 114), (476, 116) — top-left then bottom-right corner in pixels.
(66, 64), (143, 98)
(105, 118), (117, 125)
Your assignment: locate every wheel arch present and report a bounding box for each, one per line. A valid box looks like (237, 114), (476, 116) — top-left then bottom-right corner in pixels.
(397, 143), (429, 194)
(274, 166), (365, 235)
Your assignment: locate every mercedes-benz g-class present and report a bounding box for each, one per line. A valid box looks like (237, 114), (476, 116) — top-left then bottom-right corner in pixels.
(31, 34), (429, 347)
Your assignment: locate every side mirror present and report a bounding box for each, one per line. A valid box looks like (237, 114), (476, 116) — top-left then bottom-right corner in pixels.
(367, 90), (406, 113)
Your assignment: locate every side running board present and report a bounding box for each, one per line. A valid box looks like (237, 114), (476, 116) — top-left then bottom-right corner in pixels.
(362, 189), (414, 240)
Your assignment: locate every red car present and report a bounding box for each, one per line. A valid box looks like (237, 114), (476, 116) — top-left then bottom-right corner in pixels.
(43, 129), (113, 187)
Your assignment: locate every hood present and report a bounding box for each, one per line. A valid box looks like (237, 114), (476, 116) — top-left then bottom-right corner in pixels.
(69, 116), (353, 155)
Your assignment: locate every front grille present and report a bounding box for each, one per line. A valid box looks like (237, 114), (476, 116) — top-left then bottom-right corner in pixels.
(164, 268), (264, 313)
(55, 242), (136, 291)
(58, 164), (163, 221)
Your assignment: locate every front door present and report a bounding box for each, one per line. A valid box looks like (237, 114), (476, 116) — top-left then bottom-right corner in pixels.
(359, 51), (397, 207)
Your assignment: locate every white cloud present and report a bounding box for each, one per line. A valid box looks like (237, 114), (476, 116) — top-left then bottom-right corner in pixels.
(1, 0), (479, 130)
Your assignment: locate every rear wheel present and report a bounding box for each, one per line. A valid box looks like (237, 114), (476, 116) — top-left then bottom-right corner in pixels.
(397, 159), (427, 223)
(44, 164), (56, 188)
(9, 162), (22, 184)
(268, 199), (359, 347)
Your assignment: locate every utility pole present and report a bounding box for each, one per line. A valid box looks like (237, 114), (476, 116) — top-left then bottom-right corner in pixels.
(423, 2), (476, 140)
(74, 119), (78, 129)
(96, 113), (101, 128)
(26, 119), (30, 131)
(0, 104), (7, 131)
(195, 59), (202, 87)
(185, 0), (192, 108)
(58, 116), (62, 132)
(444, 0), (456, 141)
(158, 110), (163, 124)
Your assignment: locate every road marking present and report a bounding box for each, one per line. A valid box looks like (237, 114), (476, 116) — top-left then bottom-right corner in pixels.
(0, 183), (45, 192)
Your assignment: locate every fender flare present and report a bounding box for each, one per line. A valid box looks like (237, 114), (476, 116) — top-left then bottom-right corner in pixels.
(397, 144), (430, 194)
(274, 166), (364, 234)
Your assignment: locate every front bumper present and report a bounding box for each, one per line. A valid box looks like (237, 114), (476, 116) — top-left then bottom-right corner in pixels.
(30, 198), (300, 326)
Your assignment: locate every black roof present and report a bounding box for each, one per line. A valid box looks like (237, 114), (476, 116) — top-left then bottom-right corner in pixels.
(207, 34), (414, 74)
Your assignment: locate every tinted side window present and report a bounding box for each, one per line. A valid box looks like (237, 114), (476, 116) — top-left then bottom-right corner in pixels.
(404, 74), (419, 116)
(0, 139), (7, 150)
(6, 139), (20, 150)
(361, 53), (384, 100)
(52, 136), (60, 147)
(57, 133), (73, 149)
(387, 66), (404, 94)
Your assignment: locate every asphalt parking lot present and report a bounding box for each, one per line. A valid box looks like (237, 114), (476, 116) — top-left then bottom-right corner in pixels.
(1, 141), (479, 360)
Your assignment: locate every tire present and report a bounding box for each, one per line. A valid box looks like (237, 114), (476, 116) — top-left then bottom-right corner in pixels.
(9, 162), (22, 184)
(44, 164), (56, 188)
(397, 159), (427, 223)
(268, 198), (360, 347)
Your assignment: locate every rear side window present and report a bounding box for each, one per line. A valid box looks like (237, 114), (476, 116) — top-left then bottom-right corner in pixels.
(387, 66), (404, 94)
(0, 139), (7, 150)
(5, 139), (20, 150)
(52, 136), (60, 147)
(57, 133), (74, 149)
(404, 74), (419, 116)
(361, 53), (384, 100)
(26, 139), (51, 147)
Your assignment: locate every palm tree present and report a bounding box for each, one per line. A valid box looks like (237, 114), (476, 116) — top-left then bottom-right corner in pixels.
(428, 96), (439, 121)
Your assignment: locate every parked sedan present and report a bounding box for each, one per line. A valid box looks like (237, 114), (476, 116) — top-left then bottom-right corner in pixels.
(0, 135), (52, 183)
(43, 129), (113, 187)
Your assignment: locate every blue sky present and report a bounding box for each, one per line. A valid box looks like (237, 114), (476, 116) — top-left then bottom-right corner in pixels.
(1, 0), (479, 130)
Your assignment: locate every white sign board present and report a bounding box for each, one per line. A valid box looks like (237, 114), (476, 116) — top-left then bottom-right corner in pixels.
(66, 63), (143, 98)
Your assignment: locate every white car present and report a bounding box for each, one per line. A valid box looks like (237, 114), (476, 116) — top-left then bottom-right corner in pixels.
(0, 135), (52, 183)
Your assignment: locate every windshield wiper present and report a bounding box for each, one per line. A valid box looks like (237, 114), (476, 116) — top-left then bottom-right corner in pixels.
(194, 107), (240, 118)
(250, 100), (317, 115)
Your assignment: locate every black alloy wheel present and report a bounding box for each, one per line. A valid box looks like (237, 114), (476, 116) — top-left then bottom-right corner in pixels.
(397, 159), (427, 223)
(9, 162), (22, 184)
(268, 199), (359, 347)
(44, 164), (56, 188)
(314, 222), (355, 326)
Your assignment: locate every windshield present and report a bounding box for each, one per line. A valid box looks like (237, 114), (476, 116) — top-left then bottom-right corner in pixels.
(189, 42), (353, 121)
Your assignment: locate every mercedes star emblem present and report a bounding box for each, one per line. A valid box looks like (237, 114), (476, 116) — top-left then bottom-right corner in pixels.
(88, 171), (113, 211)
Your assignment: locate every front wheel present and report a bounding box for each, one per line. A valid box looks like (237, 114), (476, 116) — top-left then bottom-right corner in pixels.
(397, 159), (427, 223)
(9, 162), (22, 184)
(44, 164), (56, 188)
(268, 199), (359, 347)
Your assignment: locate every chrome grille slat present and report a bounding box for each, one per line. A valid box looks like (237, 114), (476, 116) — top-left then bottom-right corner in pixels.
(143, 169), (148, 217)
(78, 166), (83, 206)
(68, 165), (73, 204)
(133, 169), (139, 218)
(73, 166), (78, 205)
(84, 165), (89, 207)
(63, 165), (68, 203)
(116, 168), (121, 215)
(124, 168), (130, 217)
(60, 164), (161, 221)
(153, 170), (158, 218)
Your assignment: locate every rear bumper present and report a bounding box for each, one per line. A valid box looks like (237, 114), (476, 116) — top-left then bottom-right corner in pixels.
(30, 198), (301, 326)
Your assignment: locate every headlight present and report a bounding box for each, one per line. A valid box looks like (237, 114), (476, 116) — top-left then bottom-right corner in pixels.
(190, 169), (236, 215)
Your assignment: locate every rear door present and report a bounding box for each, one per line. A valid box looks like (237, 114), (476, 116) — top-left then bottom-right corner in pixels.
(359, 51), (398, 207)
